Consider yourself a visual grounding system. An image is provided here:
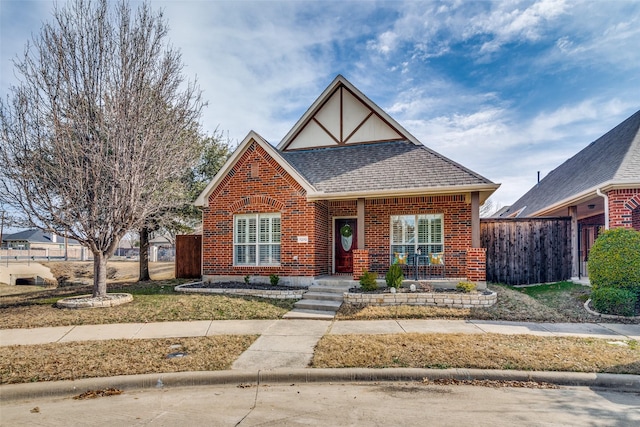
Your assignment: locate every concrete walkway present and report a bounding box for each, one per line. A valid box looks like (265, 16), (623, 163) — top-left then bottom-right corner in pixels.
(1, 319), (638, 371)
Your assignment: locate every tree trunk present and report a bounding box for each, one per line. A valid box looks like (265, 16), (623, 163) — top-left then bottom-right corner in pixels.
(93, 252), (108, 297)
(139, 226), (150, 281)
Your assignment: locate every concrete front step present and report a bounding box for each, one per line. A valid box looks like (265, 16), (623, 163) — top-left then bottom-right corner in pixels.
(307, 284), (352, 294)
(282, 309), (337, 320)
(302, 291), (344, 302)
(294, 299), (342, 312)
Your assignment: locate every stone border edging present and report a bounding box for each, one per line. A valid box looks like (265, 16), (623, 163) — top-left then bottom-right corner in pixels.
(584, 299), (640, 320)
(2, 368), (638, 401)
(175, 283), (305, 300)
(56, 293), (133, 309)
(343, 290), (497, 308)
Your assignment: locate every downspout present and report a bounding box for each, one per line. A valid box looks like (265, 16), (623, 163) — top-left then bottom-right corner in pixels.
(596, 188), (609, 229)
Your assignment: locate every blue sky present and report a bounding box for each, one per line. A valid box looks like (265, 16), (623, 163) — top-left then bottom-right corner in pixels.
(1, 0), (639, 212)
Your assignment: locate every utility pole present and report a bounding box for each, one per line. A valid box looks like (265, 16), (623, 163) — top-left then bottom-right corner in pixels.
(0, 210), (4, 250)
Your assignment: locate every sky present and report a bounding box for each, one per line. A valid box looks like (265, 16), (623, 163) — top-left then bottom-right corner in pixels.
(1, 0), (639, 214)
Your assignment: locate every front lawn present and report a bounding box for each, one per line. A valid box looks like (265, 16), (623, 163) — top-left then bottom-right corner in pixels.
(0, 335), (256, 384)
(0, 280), (296, 329)
(312, 333), (640, 374)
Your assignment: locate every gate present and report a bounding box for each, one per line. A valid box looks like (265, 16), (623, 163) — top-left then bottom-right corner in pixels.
(175, 234), (202, 279)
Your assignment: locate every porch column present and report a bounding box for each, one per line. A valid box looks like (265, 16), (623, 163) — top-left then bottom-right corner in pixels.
(471, 192), (480, 248)
(352, 249), (370, 280)
(357, 198), (365, 249)
(568, 205), (578, 278)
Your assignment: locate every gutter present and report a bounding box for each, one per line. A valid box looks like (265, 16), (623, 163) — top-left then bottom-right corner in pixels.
(596, 188), (609, 229)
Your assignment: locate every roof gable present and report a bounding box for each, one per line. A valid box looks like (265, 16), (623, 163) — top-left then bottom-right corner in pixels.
(194, 131), (316, 207)
(502, 109), (640, 217)
(278, 75), (419, 151)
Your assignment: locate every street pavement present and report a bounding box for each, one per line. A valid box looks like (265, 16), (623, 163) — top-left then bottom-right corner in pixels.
(2, 380), (639, 426)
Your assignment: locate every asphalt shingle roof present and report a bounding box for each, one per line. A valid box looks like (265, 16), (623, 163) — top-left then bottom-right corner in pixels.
(281, 140), (494, 194)
(501, 109), (640, 217)
(2, 229), (80, 245)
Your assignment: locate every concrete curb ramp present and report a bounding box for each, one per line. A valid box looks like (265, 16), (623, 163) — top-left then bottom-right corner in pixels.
(2, 368), (639, 401)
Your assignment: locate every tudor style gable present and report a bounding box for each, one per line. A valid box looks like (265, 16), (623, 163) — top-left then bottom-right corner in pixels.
(278, 75), (419, 151)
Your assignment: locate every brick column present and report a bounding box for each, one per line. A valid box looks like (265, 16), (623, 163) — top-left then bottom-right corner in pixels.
(466, 247), (486, 282)
(352, 249), (370, 280)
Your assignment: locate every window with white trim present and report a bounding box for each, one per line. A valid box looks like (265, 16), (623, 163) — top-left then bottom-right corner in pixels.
(234, 213), (281, 266)
(390, 214), (443, 257)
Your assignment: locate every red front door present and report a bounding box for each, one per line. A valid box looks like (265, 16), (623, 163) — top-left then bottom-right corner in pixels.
(335, 218), (357, 273)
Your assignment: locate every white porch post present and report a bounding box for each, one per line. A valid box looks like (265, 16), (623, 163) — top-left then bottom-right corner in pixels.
(471, 192), (480, 248)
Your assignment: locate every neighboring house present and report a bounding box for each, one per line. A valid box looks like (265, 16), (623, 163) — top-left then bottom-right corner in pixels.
(2, 229), (80, 251)
(195, 75), (499, 286)
(499, 109), (640, 276)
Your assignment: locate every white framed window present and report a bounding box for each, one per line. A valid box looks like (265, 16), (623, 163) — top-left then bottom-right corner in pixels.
(234, 213), (281, 266)
(390, 214), (443, 257)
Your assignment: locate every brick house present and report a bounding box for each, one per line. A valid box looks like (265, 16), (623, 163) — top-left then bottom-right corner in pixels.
(195, 75), (499, 286)
(499, 109), (640, 277)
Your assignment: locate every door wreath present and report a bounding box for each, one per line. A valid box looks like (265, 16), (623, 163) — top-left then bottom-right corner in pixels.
(340, 224), (353, 251)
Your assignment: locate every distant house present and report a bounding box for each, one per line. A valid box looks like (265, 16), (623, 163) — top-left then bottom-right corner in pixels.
(195, 75), (499, 286)
(2, 229), (80, 251)
(499, 109), (640, 276)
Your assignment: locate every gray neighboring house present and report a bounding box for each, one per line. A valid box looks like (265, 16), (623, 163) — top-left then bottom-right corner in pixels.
(500, 109), (640, 276)
(2, 229), (80, 250)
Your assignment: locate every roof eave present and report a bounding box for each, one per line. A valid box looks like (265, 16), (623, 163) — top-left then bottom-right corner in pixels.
(306, 183), (500, 202)
(528, 180), (640, 217)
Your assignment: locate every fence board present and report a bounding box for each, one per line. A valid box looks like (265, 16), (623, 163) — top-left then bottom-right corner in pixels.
(175, 235), (201, 279)
(481, 217), (572, 285)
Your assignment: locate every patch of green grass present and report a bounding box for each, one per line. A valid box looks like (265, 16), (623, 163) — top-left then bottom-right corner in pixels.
(514, 281), (581, 298)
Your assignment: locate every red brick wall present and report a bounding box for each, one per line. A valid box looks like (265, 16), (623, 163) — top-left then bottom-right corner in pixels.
(202, 141), (329, 278)
(466, 248), (486, 282)
(343, 195), (473, 278)
(203, 143), (478, 280)
(352, 249), (370, 280)
(578, 213), (605, 226)
(608, 188), (640, 229)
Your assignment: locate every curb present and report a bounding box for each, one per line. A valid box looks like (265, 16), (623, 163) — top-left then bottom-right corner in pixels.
(2, 368), (639, 401)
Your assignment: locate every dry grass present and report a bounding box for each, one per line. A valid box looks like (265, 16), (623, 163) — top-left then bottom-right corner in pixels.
(43, 261), (175, 284)
(312, 333), (640, 374)
(0, 335), (256, 384)
(337, 283), (629, 323)
(0, 289), (295, 329)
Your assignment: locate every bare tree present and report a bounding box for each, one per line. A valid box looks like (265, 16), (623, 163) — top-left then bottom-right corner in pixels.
(480, 197), (503, 218)
(0, 0), (203, 297)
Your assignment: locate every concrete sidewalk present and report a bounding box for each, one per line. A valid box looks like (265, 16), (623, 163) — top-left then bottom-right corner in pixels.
(1, 319), (638, 347)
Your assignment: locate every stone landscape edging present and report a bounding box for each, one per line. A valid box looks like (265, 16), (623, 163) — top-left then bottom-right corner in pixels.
(583, 299), (640, 320)
(343, 289), (497, 308)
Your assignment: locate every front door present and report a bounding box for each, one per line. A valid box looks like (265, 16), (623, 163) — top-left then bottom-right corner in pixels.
(335, 218), (357, 273)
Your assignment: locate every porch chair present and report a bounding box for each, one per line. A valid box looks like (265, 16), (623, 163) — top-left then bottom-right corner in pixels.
(428, 252), (445, 279)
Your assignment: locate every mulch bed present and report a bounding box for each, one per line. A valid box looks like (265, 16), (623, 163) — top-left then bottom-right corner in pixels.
(180, 282), (307, 291)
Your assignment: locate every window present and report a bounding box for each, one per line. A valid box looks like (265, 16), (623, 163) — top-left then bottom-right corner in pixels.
(234, 213), (281, 266)
(390, 214), (443, 257)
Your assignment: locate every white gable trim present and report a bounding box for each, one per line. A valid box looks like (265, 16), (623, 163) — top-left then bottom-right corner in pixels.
(277, 75), (421, 151)
(194, 131), (317, 207)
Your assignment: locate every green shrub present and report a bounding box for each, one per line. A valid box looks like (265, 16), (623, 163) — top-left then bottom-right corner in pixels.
(359, 271), (378, 291)
(385, 264), (404, 289)
(591, 287), (637, 317)
(244, 275), (250, 285)
(456, 281), (477, 293)
(588, 228), (640, 291)
(269, 274), (280, 286)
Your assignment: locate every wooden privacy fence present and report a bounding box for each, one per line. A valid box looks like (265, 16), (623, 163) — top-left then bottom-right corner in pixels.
(480, 217), (572, 285)
(175, 234), (201, 279)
